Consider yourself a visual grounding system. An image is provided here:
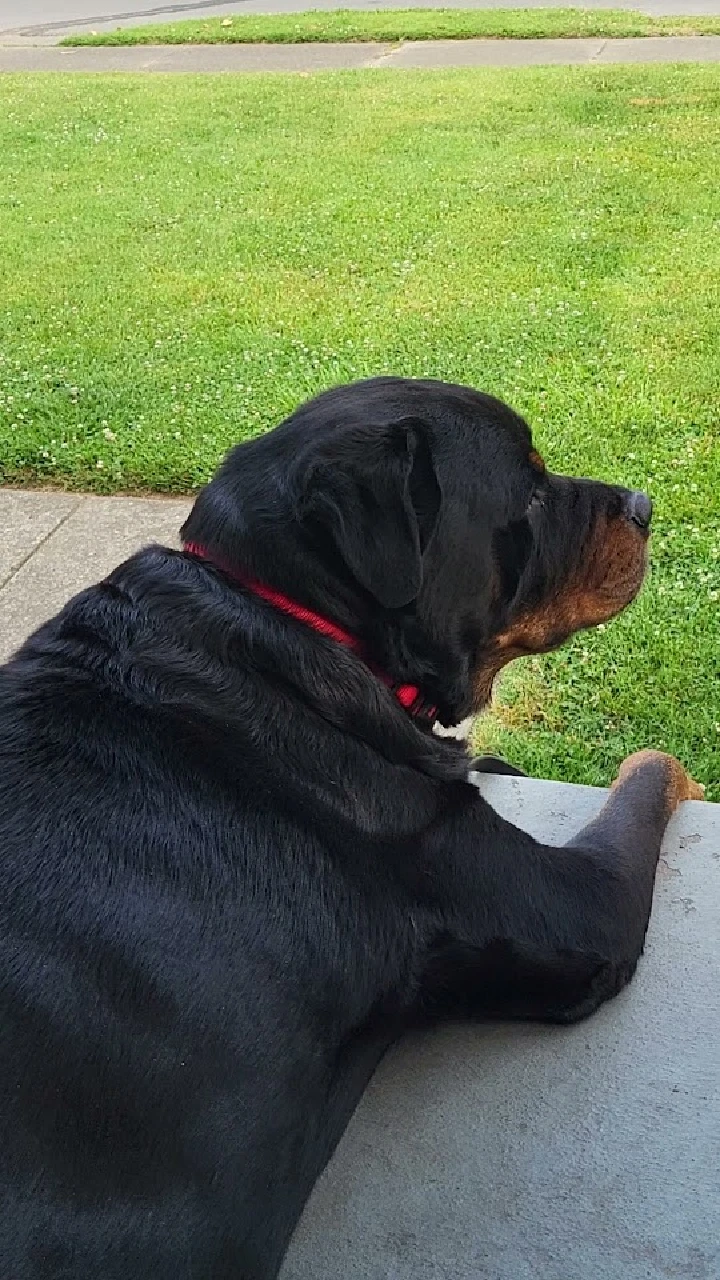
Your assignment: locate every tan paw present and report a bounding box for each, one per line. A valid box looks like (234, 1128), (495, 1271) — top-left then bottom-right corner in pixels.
(613, 749), (705, 809)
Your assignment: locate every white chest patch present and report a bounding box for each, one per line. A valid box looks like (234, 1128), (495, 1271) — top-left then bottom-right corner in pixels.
(432, 716), (473, 743)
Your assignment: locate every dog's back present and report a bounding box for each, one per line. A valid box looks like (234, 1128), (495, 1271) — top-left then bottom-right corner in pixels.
(0, 546), (439, 1279)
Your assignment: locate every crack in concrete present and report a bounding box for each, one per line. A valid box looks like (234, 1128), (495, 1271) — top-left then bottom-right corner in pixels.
(370, 41), (404, 66)
(0, 498), (85, 593)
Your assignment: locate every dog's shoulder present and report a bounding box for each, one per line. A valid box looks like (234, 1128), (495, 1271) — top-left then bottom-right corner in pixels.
(0, 544), (465, 857)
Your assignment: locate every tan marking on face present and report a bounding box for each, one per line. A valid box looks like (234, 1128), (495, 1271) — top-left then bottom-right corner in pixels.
(528, 450), (546, 474)
(472, 512), (648, 710)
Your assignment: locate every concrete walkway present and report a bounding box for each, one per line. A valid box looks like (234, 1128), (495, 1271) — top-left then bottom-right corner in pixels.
(3, 33), (720, 69)
(0, 490), (190, 664)
(2, 487), (719, 1278)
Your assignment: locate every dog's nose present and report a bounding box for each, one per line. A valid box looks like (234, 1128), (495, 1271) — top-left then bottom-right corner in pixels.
(626, 490), (653, 531)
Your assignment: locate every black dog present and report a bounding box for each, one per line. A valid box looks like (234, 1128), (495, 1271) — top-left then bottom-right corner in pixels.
(0, 378), (700, 1279)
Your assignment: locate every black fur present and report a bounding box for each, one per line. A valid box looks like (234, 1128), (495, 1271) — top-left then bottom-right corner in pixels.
(0, 378), (665, 1278)
(470, 754), (527, 777)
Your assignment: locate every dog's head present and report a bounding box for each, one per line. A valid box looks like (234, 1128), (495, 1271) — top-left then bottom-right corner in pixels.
(182, 377), (650, 727)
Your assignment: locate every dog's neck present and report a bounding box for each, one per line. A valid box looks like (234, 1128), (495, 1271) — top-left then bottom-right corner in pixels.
(183, 542), (439, 727)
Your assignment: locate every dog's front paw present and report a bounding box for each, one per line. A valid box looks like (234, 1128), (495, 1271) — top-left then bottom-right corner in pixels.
(612, 750), (704, 811)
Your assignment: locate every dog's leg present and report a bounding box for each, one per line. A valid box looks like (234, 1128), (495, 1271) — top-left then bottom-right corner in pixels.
(421, 750), (702, 1025)
(551, 749), (704, 1019)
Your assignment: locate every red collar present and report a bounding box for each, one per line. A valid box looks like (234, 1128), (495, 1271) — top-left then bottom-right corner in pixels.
(183, 542), (437, 724)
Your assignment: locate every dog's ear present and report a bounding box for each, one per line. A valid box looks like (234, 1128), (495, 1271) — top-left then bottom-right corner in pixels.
(294, 418), (441, 609)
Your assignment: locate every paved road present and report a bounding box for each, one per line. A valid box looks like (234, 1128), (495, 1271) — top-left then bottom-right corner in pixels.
(4, 0), (720, 45)
(2, 32), (720, 67)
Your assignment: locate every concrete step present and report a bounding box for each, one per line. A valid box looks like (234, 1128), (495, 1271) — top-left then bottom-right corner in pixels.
(282, 774), (719, 1280)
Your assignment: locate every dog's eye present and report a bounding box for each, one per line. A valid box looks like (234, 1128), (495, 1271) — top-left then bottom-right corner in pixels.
(528, 489), (545, 512)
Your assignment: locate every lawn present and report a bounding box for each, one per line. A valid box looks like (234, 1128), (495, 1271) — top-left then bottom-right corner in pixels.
(0, 66), (718, 794)
(62, 7), (720, 46)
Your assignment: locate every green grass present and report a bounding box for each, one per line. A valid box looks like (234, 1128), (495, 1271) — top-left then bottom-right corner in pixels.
(1, 67), (718, 794)
(60, 8), (720, 46)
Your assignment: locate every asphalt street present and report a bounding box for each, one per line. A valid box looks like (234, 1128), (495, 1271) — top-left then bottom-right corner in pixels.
(4, 0), (720, 46)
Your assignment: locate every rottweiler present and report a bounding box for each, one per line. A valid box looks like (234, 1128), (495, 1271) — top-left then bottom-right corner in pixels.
(0, 377), (701, 1279)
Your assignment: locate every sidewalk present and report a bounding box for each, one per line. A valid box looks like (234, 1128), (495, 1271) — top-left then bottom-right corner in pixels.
(2, 485), (719, 1279)
(0, 489), (190, 664)
(3, 34), (720, 70)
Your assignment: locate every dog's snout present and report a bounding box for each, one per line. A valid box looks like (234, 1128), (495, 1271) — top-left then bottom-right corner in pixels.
(625, 490), (653, 531)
